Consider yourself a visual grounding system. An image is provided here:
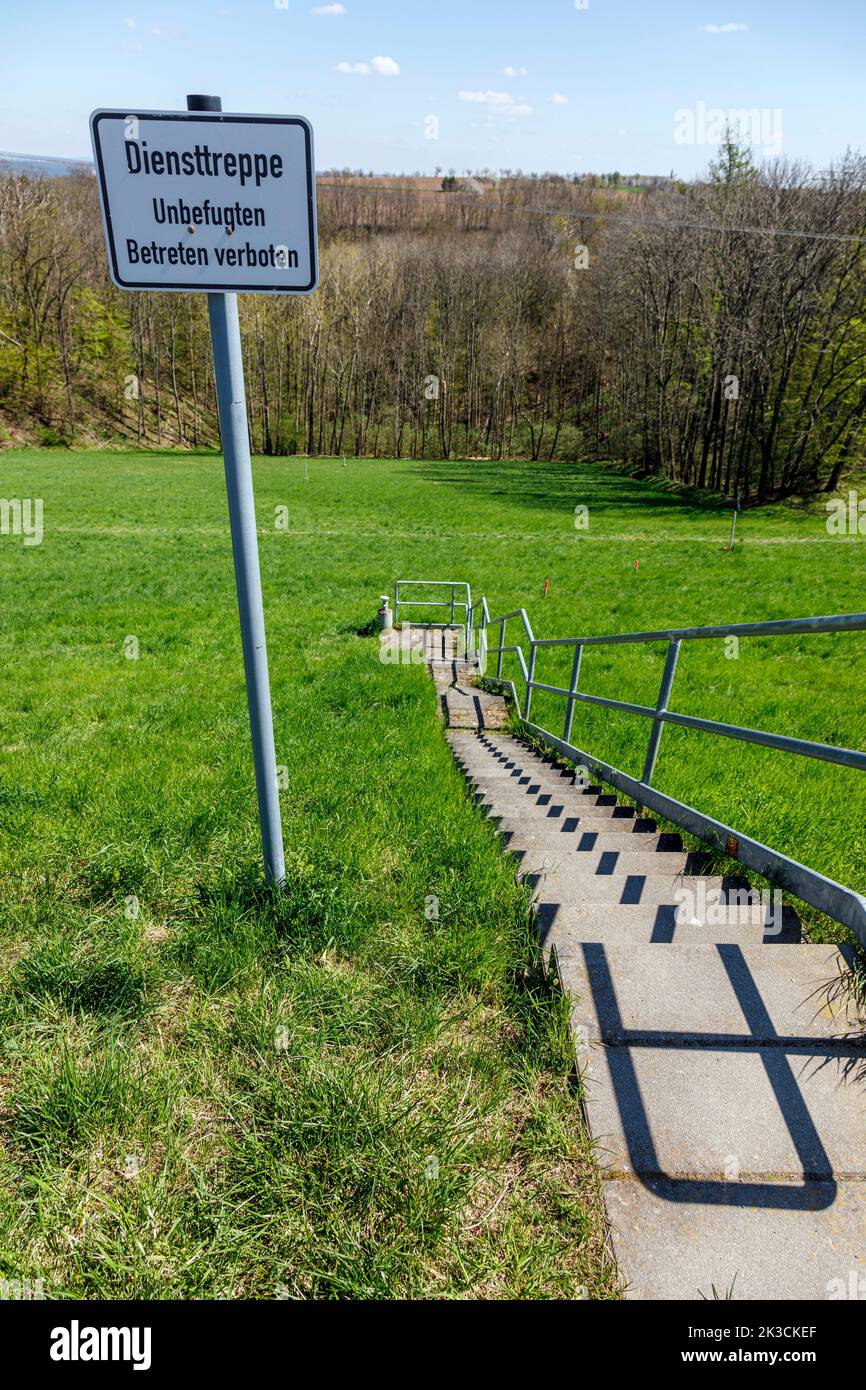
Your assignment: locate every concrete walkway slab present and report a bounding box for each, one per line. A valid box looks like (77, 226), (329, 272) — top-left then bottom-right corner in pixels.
(581, 1042), (866, 1180)
(605, 1179), (866, 1300)
(557, 942), (859, 1043)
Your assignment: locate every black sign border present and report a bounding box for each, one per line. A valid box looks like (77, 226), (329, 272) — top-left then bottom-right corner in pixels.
(90, 110), (318, 295)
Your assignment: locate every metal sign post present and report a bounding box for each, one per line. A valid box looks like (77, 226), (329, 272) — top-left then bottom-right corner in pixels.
(90, 93), (319, 885)
(727, 488), (742, 552)
(208, 284), (285, 882)
(727, 509), (738, 550)
(188, 93), (285, 886)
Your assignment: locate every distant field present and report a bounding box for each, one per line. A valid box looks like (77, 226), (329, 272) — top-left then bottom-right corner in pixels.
(0, 448), (862, 1297)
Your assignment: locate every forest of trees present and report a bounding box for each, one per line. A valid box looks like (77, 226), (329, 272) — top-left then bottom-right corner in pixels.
(2, 141), (865, 501)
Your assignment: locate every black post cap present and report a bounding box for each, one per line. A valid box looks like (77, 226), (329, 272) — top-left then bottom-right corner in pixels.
(186, 95), (222, 111)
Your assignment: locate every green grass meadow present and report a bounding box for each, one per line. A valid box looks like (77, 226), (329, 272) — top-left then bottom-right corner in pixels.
(0, 448), (863, 1299)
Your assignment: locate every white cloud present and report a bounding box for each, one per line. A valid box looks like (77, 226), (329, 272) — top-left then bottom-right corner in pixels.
(459, 90), (514, 105)
(311, 3), (346, 13)
(702, 21), (750, 32)
(550, 92), (569, 105)
(459, 90), (532, 119)
(339, 54), (399, 75)
(502, 65), (527, 77)
(371, 55), (400, 75)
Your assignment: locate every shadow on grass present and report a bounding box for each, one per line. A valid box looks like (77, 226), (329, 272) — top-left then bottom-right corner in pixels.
(11, 1044), (141, 1159)
(339, 616), (379, 637)
(403, 457), (736, 524)
(170, 864), (370, 989)
(11, 948), (150, 1022)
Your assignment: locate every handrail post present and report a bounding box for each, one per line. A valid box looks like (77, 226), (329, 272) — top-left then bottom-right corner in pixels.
(394, 581), (399, 627)
(450, 584), (456, 626)
(641, 639), (681, 785)
(497, 617), (505, 678)
(563, 643), (583, 744)
(525, 643), (537, 722)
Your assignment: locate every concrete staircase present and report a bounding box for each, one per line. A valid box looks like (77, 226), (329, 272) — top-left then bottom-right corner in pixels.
(446, 727), (866, 1300)
(417, 626), (509, 729)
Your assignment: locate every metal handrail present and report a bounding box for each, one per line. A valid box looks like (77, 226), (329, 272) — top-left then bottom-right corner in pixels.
(395, 580), (472, 643)
(469, 596), (866, 944)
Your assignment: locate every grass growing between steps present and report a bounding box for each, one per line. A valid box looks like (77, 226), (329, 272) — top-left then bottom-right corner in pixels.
(0, 449), (618, 1299)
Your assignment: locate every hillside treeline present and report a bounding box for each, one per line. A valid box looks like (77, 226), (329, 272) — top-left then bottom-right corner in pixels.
(1, 149), (865, 500)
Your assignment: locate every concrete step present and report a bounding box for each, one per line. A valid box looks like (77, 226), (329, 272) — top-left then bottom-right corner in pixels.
(536, 901), (772, 949)
(555, 936), (858, 1292)
(518, 861), (759, 911)
(455, 765), (577, 786)
(472, 781), (625, 813)
(424, 629), (458, 651)
(474, 787), (648, 823)
(466, 774), (621, 808)
(505, 847), (703, 878)
(491, 812), (661, 837)
(450, 744), (569, 768)
(556, 941), (859, 1044)
(474, 789), (640, 820)
(480, 804), (659, 836)
(471, 783), (635, 812)
(458, 739), (624, 798)
(521, 867), (799, 940)
(450, 733), (517, 756)
(430, 660), (478, 685)
(453, 754), (580, 782)
(445, 689), (509, 730)
(586, 1037), (866, 1184)
(496, 827), (687, 856)
(606, 1179), (866, 1301)
(520, 858), (721, 902)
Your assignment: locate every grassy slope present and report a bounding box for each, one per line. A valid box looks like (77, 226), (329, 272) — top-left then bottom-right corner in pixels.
(0, 449), (617, 1300)
(0, 448), (862, 1297)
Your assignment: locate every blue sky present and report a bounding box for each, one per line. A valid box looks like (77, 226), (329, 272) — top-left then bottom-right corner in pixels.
(3, 0), (864, 176)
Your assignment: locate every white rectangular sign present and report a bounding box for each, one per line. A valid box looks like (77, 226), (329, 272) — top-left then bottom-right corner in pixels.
(90, 109), (318, 294)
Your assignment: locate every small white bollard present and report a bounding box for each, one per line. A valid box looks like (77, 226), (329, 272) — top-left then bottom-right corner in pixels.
(378, 595), (393, 632)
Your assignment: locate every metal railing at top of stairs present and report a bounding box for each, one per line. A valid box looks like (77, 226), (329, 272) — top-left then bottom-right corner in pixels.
(394, 580), (473, 645)
(462, 594), (866, 947)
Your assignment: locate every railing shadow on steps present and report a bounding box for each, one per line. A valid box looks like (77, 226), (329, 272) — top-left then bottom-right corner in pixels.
(465, 730), (862, 1217)
(392, 578), (866, 948)
(396, 583), (866, 1222)
(582, 938), (845, 1211)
